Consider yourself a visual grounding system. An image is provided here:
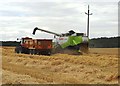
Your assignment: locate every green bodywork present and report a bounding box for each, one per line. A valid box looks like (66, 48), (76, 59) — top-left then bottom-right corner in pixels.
(61, 36), (83, 48)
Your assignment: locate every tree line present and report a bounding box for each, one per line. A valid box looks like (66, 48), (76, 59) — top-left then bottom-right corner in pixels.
(1, 36), (120, 48)
(89, 36), (120, 48)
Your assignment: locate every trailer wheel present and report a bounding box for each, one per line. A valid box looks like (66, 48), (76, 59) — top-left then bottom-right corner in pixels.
(32, 50), (35, 55)
(29, 49), (32, 55)
(29, 49), (35, 55)
(47, 51), (51, 55)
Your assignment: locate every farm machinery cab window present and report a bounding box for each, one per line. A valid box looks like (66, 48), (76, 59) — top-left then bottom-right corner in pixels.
(21, 39), (27, 44)
(21, 37), (32, 44)
(21, 39), (24, 44)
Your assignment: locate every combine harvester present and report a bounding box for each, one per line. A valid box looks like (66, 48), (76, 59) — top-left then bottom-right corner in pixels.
(32, 27), (89, 55)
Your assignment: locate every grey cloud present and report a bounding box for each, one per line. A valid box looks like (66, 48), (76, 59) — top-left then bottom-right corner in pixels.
(0, 2), (86, 17)
(0, 1), (118, 41)
(13, 2), (80, 17)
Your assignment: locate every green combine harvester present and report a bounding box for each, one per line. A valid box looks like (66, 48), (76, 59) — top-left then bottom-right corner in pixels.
(33, 27), (89, 55)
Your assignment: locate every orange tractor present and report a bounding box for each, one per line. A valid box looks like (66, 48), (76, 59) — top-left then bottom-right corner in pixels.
(15, 37), (52, 55)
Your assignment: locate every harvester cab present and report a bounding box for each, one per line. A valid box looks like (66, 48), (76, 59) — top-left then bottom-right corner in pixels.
(32, 27), (89, 54)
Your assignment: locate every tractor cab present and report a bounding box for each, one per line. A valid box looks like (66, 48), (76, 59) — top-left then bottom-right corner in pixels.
(21, 37), (32, 44)
(20, 37), (33, 49)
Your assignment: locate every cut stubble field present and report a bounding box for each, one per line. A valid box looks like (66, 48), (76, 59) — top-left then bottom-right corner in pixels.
(1, 47), (119, 84)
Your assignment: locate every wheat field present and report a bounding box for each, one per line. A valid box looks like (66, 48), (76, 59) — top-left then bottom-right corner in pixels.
(1, 47), (119, 84)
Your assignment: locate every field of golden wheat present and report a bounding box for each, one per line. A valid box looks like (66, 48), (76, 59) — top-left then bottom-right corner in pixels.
(1, 47), (119, 84)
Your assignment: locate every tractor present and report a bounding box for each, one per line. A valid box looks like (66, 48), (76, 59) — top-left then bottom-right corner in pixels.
(15, 37), (52, 55)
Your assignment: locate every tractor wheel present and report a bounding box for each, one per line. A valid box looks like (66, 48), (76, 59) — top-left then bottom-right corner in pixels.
(18, 49), (22, 54)
(15, 46), (22, 54)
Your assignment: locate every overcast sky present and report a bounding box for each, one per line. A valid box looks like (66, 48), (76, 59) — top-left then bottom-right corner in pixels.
(0, 0), (119, 41)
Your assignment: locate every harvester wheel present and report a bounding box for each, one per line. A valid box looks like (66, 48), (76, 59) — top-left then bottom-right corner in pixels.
(80, 43), (89, 54)
(54, 45), (63, 53)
